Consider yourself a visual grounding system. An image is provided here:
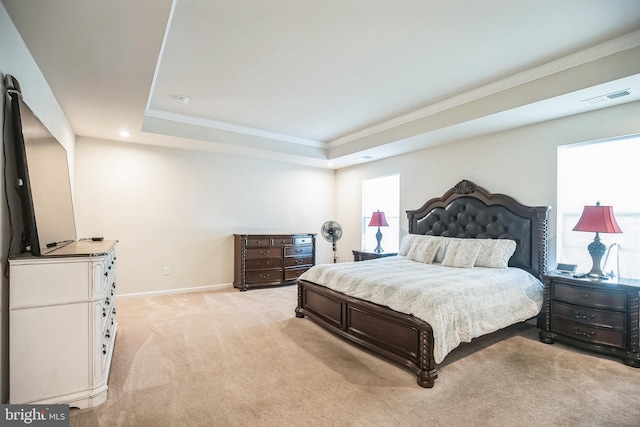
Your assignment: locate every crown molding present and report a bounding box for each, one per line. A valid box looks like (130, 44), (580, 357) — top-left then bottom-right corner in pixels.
(327, 30), (640, 149)
(144, 108), (325, 148)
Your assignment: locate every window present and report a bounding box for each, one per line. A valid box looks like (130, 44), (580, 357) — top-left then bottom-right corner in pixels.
(362, 174), (400, 253)
(557, 135), (640, 279)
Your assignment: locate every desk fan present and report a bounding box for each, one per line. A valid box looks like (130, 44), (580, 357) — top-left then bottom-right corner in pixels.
(321, 221), (343, 263)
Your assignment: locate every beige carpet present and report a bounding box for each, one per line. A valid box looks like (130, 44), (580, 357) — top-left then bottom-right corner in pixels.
(70, 286), (640, 426)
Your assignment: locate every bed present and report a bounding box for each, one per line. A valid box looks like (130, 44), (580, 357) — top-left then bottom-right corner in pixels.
(295, 179), (550, 388)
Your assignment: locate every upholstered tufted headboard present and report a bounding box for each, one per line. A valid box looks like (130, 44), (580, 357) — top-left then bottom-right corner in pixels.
(406, 180), (550, 278)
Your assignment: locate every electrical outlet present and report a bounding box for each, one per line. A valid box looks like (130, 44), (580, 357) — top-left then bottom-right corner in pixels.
(164, 266), (171, 275)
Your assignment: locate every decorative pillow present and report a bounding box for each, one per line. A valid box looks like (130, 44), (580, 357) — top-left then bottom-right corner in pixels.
(441, 239), (484, 268)
(434, 237), (449, 263)
(406, 237), (441, 264)
(474, 239), (517, 269)
(398, 234), (420, 256)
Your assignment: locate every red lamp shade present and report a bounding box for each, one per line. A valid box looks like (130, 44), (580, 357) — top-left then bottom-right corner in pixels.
(368, 211), (389, 227)
(573, 204), (622, 234)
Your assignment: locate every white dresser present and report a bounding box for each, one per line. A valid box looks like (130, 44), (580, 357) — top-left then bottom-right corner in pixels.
(9, 240), (118, 409)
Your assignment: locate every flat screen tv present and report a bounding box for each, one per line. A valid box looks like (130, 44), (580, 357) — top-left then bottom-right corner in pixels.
(5, 75), (77, 256)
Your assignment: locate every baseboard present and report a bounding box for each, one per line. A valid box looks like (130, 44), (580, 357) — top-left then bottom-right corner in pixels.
(116, 283), (233, 299)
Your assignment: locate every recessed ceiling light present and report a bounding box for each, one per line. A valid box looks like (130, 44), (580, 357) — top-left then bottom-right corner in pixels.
(119, 130), (131, 138)
(176, 95), (191, 104)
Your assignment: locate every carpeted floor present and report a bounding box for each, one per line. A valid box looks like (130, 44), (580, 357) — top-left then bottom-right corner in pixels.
(70, 285), (640, 426)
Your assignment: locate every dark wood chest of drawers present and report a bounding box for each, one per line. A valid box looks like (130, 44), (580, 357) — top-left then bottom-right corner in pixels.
(233, 234), (316, 291)
(539, 273), (640, 367)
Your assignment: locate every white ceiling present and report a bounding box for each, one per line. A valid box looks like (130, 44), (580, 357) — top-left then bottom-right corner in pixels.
(3, 0), (640, 169)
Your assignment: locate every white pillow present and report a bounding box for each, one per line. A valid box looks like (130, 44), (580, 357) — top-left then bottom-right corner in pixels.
(398, 234), (420, 256)
(441, 239), (484, 268)
(433, 237), (449, 263)
(406, 237), (441, 264)
(474, 239), (517, 269)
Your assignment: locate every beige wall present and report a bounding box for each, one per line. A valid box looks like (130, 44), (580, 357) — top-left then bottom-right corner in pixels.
(73, 137), (336, 295)
(335, 100), (640, 267)
(0, 3), (76, 403)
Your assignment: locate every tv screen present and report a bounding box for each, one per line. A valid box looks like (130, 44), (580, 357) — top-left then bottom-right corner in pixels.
(5, 75), (77, 256)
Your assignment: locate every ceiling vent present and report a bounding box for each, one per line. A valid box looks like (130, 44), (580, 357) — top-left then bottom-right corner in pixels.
(581, 89), (631, 105)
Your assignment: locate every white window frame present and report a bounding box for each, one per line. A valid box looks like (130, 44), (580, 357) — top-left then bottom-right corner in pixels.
(362, 173), (400, 253)
(557, 135), (640, 279)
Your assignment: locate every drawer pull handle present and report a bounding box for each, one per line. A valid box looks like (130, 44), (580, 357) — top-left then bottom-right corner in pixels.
(296, 259), (303, 264)
(574, 310), (597, 320)
(295, 249), (303, 253)
(259, 274), (271, 279)
(574, 327), (596, 338)
(582, 293), (590, 299)
(103, 344), (107, 355)
(103, 308), (107, 317)
(260, 250), (270, 256)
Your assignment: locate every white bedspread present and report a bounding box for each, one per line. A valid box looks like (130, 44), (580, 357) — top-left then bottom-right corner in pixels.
(299, 256), (543, 363)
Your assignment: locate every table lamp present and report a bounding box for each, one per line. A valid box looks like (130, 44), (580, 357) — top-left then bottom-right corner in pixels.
(572, 202), (622, 279)
(369, 210), (389, 253)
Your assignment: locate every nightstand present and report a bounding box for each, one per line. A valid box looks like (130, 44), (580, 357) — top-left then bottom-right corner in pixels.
(539, 272), (640, 367)
(352, 250), (398, 262)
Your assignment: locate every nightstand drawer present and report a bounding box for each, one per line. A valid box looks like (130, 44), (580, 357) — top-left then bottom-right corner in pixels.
(551, 316), (626, 349)
(553, 283), (627, 310)
(551, 301), (626, 329)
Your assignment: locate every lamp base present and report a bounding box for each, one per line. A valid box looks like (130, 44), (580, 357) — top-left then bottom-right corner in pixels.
(586, 232), (606, 280)
(373, 228), (384, 254)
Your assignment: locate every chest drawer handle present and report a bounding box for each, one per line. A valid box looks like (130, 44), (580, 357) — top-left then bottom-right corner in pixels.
(574, 310), (597, 321)
(259, 250), (270, 256)
(259, 273), (271, 280)
(574, 327), (596, 338)
(295, 249), (303, 253)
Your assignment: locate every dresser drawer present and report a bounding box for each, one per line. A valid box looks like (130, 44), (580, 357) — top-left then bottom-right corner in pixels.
(273, 237), (294, 246)
(551, 316), (626, 349)
(246, 270), (283, 284)
(551, 301), (626, 330)
(553, 283), (627, 310)
(284, 256), (314, 268)
(284, 267), (311, 281)
(294, 236), (313, 245)
(246, 258), (283, 270)
(246, 248), (281, 259)
(246, 238), (271, 248)
(285, 245), (313, 257)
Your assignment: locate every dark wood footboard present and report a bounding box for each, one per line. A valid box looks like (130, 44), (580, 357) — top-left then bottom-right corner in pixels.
(295, 279), (438, 388)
